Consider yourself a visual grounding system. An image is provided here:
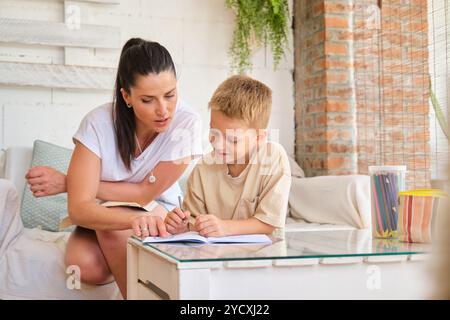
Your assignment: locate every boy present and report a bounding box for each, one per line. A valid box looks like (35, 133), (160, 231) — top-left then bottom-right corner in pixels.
(165, 75), (291, 237)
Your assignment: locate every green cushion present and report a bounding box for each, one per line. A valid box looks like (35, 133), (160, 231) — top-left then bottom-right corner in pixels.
(21, 140), (73, 232)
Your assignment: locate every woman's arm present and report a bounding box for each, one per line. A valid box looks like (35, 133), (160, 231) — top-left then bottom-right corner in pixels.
(95, 158), (191, 205)
(67, 142), (168, 237)
(26, 157), (191, 205)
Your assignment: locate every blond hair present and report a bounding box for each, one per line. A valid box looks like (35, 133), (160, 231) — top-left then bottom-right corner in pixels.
(209, 75), (272, 128)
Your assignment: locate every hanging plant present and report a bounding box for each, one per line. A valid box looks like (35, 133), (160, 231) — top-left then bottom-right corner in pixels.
(429, 79), (449, 141)
(226, 0), (290, 73)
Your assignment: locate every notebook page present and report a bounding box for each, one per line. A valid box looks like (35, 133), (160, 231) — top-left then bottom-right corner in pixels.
(207, 234), (272, 244)
(143, 231), (207, 243)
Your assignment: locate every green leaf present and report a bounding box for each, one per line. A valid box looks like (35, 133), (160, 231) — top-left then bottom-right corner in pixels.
(430, 78), (449, 141)
(270, 0), (280, 14)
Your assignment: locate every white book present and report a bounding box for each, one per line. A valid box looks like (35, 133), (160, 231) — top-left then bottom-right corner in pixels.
(142, 231), (272, 244)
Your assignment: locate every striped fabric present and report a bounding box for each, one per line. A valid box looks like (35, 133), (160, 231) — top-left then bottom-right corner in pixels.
(398, 189), (447, 243)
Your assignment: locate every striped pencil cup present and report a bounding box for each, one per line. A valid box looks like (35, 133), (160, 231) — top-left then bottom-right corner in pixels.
(369, 166), (407, 239)
(398, 189), (448, 243)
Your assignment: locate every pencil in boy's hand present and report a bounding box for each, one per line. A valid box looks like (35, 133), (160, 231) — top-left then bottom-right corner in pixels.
(177, 195), (187, 224)
(177, 195), (198, 228)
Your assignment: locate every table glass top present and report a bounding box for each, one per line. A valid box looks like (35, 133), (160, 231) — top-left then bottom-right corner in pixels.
(135, 230), (432, 263)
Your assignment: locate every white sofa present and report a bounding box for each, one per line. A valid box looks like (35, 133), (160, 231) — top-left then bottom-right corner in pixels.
(0, 146), (370, 300)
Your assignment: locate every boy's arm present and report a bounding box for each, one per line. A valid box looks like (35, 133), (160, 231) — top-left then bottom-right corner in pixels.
(223, 217), (275, 235)
(194, 215), (275, 237)
(251, 152), (292, 231)
(195, 149), (292, 237)
(197, 167), (289, 236)
(212, 153), (292, 236)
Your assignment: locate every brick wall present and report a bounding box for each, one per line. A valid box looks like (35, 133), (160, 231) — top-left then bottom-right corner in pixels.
(294, 0), (431, 188)
(294, 0), (357, 177)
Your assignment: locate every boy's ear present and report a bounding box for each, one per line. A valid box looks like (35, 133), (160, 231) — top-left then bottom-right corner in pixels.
(256, 129), (267, 141)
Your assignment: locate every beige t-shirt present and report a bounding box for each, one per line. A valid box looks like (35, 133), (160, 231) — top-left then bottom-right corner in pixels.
(183, 141), (292, 230)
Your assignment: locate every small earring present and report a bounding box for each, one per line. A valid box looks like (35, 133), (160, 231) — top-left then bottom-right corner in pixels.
(148, 172), (156, 184)
(127, 103), (132, 108)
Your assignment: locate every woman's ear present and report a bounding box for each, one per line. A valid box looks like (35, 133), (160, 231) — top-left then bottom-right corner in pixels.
(120, 88), (130, 105)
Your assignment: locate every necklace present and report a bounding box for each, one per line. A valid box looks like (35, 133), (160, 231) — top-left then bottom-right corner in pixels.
(134, 132), (157, 184)
(134, 132), (156, 156)
(135, 133), (144, 156)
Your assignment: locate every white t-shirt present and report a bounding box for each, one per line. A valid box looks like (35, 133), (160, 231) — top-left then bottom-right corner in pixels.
(72, 98), (203, 209)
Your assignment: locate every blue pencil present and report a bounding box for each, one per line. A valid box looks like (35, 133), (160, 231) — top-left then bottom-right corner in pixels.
(385, 173), (398, 231)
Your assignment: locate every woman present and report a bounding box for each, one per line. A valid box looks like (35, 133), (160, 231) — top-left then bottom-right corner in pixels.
(25, 38), (203, 298)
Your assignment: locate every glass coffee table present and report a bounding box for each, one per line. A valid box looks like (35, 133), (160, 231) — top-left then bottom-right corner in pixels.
(127, 230), (433, 300)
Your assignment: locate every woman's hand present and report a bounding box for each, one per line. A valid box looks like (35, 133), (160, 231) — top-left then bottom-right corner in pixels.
(131, 214), (170, 239)
(25, 166), (67, 197)
(165, 208), (190, 235)
(194, 215), (230, 237)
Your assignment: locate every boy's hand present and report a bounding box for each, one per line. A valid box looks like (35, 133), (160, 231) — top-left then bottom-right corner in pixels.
(165, 208), (190, 235)
(194, 215), (230, 237)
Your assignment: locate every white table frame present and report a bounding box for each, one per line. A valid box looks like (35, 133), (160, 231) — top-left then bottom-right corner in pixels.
(127, 237), (433, 300)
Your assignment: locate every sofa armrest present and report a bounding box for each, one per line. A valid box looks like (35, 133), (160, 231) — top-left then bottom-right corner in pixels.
(4, 147), (33, 200)
(0, 179), (23, 256)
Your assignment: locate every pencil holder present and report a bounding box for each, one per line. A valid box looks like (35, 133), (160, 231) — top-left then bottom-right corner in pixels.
(398, 189), (448, 243)
(369, 165), (407, 239)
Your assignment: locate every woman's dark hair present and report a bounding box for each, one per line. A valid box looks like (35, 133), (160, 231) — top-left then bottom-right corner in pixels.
(113, 38), (176, 170)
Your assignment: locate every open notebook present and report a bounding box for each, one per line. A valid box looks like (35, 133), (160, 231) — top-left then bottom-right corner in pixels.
(142, 231), (272, 244)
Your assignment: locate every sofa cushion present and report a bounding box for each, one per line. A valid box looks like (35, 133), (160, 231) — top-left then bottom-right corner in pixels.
(20, 140), (72, 232)
(289, 175), (371, 229)
(285, 217), (356, 232)
(288, 156), (305, 178)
